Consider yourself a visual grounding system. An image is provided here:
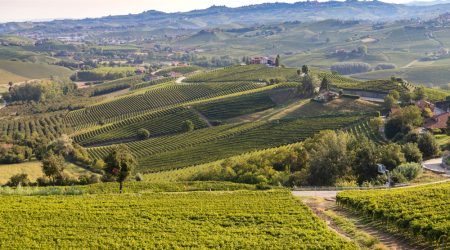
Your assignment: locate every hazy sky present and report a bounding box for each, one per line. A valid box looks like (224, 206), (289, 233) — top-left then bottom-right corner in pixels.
(0, 0), (435, 23)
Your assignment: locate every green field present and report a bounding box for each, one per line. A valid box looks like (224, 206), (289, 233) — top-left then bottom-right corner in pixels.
(0, 190), (357, 249)
(0, 161), (95, 185)
(0, 60), (72, 85)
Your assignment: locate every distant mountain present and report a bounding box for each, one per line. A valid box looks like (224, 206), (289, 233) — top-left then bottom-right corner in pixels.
(1, 1), (450, 37)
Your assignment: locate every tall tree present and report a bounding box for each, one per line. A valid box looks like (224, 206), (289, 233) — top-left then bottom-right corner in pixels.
(301, 65), (310, 75)
(319, 77), (330, 92)
(275, 55), (281, 67)
(104, 145), (137, 193)
(42, 151), (66, 183)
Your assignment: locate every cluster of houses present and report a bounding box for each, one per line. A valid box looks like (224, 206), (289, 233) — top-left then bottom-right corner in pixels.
(416, 100), (450, 131)
(249, 56), (276, 66)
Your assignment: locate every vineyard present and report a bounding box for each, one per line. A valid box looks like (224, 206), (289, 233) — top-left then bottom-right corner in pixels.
(185, 64), (300, 82)
(155, 65), (202, 76)
(346, 119), (385, 143)
(0, 114), (71, 140)
(87, 115), (366, 172)
(130, 77), (176, 90)
(75, 107), (208, 146)
(194, 89), (277, 120)
(337, 182), (450, 247)
(0, 190), (357, 249)
(65, 82), (264, 128)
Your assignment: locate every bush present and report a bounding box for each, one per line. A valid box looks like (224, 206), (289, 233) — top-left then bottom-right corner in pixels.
(36, 176), (51, 186)
(137, 128), (150, 140)
(392, 163), (423, 182)
(6, 174), (31, 187)
(135, 173), (144, 182)
(182, 120), (195, 132)
(402, 143), (423, 163)
(331, 62), (371, 75)
(418, 132), (440, 158)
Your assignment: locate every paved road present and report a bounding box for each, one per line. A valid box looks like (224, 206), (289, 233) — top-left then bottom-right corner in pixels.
(423, 157), (449, 174)
(292, 191), (338, 198)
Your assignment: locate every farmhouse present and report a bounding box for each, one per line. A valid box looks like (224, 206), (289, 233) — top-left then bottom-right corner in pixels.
(415, 100), (435, 112)
(250, 56), (276, 66)
(314, 90), (340, 103)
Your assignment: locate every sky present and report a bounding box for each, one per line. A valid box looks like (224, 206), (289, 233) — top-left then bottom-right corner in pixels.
(0, 0), (437, 23)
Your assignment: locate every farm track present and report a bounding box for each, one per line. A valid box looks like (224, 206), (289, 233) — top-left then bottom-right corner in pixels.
(302, 197), (428, 250)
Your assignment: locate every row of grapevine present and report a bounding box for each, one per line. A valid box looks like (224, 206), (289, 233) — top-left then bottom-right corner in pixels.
(185, 64), (300, 83)
(77, 107), (208, 146)
(337, 182), (450, 247)
(0, 114), (70, 141)
(346, 119), (385, 143)
(87, 115), (364, 172)
(0, 190), (357, 249)
(65, 82), (264, 128)
(135, 115), (364, 172)
(130, 77), (176, 90)
(86, 122), (264, 160)
(194, 90), (277, 120)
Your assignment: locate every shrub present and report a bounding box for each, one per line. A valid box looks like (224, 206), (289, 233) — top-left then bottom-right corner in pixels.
(418, 132), (440, 158)
(392, 163), (423, 182)
(135, 173), (144, 182)
(402, 143), (423, 163)
(6, 174), (31, 187)
(182, 120), (195, 132)
(137, 128), (150, 140)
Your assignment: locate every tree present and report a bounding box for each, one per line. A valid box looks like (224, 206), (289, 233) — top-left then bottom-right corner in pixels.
(357, 45), (368, 55)
(104, 145), (137, 193)
(298, 75), (318, 97)
(6, 173), (31, 187)
(301, 65), (310, 75)
(319, 77), (331, 92)
(305, 131), (355, 186)
(385, 106), (423, 139)
(275, 55), (281, 67)
(369, 117), (384, 133)
(418, 132), (440, 158)
(400, 91), (413, 105)
(352, 136), (381, 184)
(389, 90), (400, 100)
(42, 151), (66, 183)
(380, 143), (405, 170)
(137, 128), (150, 140)
(414, 87), (427, 101)
(402, 143), (423, 163)
(422, 107), (433, 119)
(182, 120), (195, 132)
(383, 95), (397, 110)
(50, 134), (74, 157)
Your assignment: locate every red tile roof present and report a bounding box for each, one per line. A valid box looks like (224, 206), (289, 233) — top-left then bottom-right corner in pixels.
(424, 112), (450, 129)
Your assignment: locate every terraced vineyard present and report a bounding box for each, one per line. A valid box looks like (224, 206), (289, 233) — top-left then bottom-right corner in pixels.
(65, 82), (264, 128)
(185, 64), (300, 82)
(0, 114), (71, 140)
(346, 119), (385, 143)
(194, 90), (277, 120)
(0, 190), (357, 249)
(88, 115), (365, 172)
(74, 107), (208, 146)
(337, 182), (450, 247)
(130, 77), (176, 90)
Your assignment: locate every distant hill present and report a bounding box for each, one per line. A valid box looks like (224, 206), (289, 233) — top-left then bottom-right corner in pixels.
(2, 1), (450, 36)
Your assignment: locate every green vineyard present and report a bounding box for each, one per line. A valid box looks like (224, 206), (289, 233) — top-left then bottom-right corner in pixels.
(0, 114), (71, 140)
(65, 82), (264, 128)
(337, 182), (450, 247)
(0, 190), (357, 249)
(87, 115), (365, 172)
(74, 107), (208, 146)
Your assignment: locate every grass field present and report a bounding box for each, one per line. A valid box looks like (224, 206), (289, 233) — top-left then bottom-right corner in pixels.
(0, 190), (357, 249)
(0, 60), (72, 85)
(0, 161), (95, 185)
